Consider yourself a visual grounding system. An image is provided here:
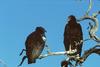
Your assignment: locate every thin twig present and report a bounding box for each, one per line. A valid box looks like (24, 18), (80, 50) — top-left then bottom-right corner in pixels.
(86, 0), (92, 15)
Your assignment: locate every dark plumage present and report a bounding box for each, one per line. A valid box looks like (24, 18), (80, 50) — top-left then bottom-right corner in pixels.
(61, 60), (73, 67)
(64, 15), (83, 56)
(18, 26), (46, 66)
(61, 60), (68, 67)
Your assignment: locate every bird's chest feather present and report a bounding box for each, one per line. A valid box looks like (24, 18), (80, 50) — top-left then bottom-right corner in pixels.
(66, 29), (78, 38)
(42, 36), (46, 41)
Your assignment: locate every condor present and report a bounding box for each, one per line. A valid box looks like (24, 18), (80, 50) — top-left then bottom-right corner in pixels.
(64, 15), (83, 57)
(19, 26), (46, 66)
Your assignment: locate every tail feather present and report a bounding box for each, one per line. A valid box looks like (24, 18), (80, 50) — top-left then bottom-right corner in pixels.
(28, 59), (36, 64)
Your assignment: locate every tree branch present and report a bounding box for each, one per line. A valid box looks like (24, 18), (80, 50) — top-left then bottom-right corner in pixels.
(39, 40), (87, 59)
(77, 14), (100, 42)
(86, 0), (92, 15)
(77, 44), (100, 64)
(60, 44), (100, 67)
(39, 50), (77, 59)
(77, 0), (100, 42)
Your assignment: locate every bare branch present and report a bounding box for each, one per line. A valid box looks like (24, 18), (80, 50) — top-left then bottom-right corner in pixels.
(61, 45), (100, 67)
(86, 0), (92, 15)
(77, 44), (100, 64)
(93, 11), (100, 18)
(77, 12), (100, 42)
(82, 44), (100, 59)
(39, 50), (77, 59)
(77, 0), (100, 42)
(39, 39), (86, 59)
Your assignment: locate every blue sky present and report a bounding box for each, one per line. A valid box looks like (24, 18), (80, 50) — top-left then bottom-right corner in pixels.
(0, 0), (100, 67)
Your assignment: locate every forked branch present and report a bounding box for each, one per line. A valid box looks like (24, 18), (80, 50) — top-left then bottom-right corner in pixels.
(77, 44), (100, 64)
(77, 0), (100, 42)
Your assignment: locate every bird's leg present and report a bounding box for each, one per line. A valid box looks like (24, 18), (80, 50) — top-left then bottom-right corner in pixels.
(18, 56), (27, 66)
(19, 49), (26, 56)
(69, 44), (71, 53)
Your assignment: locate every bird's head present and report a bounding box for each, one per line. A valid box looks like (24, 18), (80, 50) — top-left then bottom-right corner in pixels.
(35, 26), (47, 34)
(68, 15), (76, 21)
(68, 15), (77, 24)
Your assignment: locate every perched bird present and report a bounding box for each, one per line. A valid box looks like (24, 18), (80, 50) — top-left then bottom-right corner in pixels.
(18, 26), (46, 66)
(64, 15), (83, 56)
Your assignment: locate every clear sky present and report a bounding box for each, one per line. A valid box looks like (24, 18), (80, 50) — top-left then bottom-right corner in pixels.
(0, 0), (100, 67)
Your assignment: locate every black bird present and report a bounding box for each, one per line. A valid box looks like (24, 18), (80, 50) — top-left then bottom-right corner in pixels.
(64, 15), (83, 56)
(18, 26), (46, 66)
